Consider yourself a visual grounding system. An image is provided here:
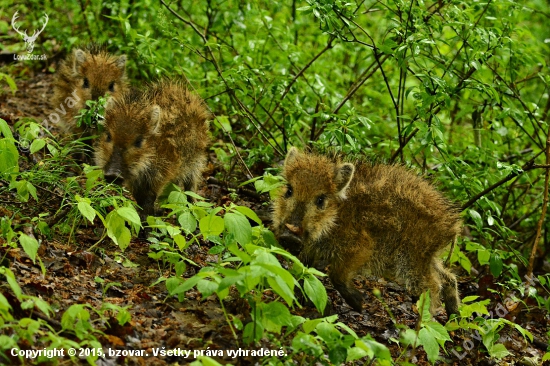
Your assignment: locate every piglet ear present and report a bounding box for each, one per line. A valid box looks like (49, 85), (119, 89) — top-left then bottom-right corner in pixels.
(150, 105), (161, 133)
(73, 49), (87, 70)
(115, 55), (127, 72)
(284, 147), (300, 167)
(334, 163), (354, 199)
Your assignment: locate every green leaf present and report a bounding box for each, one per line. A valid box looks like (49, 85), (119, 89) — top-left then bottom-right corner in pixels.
(178, 211), (197, 233)
(199, 213), (224, 237)
(303, 318), (324, 334)
(19, 233), (39, 263)
(424, 321), (451, 342)
(267, 275), (295, 306)
(489, 253), (503, 277)
(346, 346), (368, 362)
(165, 277), (182, 294)
(29, 138), (46, 154)
(105, 211), (131, 250)
(170, 276), (201, 296)
(117, 207), (142, 227)
(461, 296), (480, 303)
(262, 301), (292, 333)
(197, 279), (218, 299)
(487, 343), (510, 359)
(243, 320), (264, 344)
(197, 356), (224, 366)
(2, 268), (22, 300)
(0, 119), (13, 139)
(304, 274), (327, 314)
(328, 346), (347, 365)
(224, 212), (252, 245)
(469, 209), (483, 229)
(356, 336), (392, 360)
(175, 261), (186, 277)
(0, 139), (19, 178)
(78, 201), (96, 223)
(234, 206), (262, 224)
(418, 327), (440, 363)
(34, 298), (53, 317)
(457, 250), (472, 274)
(173, 234), (187, 250)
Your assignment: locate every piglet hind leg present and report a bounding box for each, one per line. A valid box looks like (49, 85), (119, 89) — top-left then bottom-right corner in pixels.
(330, 251), (370, 312)
(434, 260), (460, 317)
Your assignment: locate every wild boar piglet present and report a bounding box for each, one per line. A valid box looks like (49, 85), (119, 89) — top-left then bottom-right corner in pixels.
(273, 148), (461, 316)
(53, 44), (128, 137)
(95, 80), (210, 217)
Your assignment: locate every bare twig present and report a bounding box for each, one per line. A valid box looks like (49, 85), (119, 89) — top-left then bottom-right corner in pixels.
(390, 128), (419, 163)
(527, 96), (550, 276)
(266, 38), (335, 124)
(461, 156), (545, 211)
(161, 0), (262, 176)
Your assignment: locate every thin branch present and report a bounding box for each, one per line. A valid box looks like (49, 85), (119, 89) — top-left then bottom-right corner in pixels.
(333, 56), (388, 114)
(267, 38), (335, 123)
(161, 0), (258, 176)
(390, 128), (419, 163)
(461, 158), (544, 211)
(527, 96), (550, 276)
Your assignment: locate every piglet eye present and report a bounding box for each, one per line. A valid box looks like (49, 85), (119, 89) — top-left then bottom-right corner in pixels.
(108, 81), (115, 92)
(134, 136), (143, 148)
(284, 185), (293, 199)
(316, 195), (326, 209)
(105, 132), (112, 142)
(83, 78), (90, 88)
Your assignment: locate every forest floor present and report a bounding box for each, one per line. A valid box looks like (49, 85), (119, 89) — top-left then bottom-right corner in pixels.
(0, 66), (549, 365)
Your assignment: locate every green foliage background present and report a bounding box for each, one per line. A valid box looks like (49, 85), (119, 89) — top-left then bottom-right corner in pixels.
(1, 0), (550, 364)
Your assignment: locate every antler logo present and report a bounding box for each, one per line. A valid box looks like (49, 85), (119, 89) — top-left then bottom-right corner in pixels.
(12, 11), (49, 54)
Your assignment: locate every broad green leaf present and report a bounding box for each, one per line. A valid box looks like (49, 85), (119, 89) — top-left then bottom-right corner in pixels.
(424, 321), (451, 342)
(117, 207), (141, 227)
(356, 336), (392, 360)
(262, 301), (292, 333)
(165, 277), (182, 294)
(224, 212), (252, 245)
(243, 321), (264, 344)
(0, 139), (19, 180)
(267, 275), (295, 306)
(3, 268), (22, 300)
(304, 274), (327, 314)
(328, 346), (347, 365)
(303, 318), (324, 334)
(19, 233), (39, 263)
(487, 343), (510, 359)
(173, 234), (187, 250)
(489, 253), (503, 277)
(0, 119), (14, 139)
(170, 276), (201, 296)
(418, 327), (440, 363)
(178, 211), (197, 233)
(78, 201), (96, 223)
(234, 206), (262, 224)
(30, 138), (46, 154)
(175, 261), (186, 277)
(469, 209), (483, 229)
(346, 346), (368, 362)
(197, 279), (218, 299)
(199, 213), (224, 237)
